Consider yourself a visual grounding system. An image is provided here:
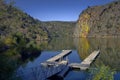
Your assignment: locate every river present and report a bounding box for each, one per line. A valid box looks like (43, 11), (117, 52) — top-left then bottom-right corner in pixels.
(0, 37), (120, 80)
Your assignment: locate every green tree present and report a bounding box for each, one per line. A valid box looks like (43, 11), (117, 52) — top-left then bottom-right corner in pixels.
(90, 65), (116, 80)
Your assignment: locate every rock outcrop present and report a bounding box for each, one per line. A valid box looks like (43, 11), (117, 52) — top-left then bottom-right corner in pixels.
(74, 1), (120, 37)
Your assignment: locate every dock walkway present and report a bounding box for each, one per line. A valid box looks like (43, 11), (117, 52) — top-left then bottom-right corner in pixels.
(69, 50), (100, 70)
(41, 50), (72, 66)
(47, 50), (72, 62)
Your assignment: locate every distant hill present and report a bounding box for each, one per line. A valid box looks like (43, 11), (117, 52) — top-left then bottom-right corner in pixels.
(74, 1), (120, 37)
(42, 21), (76, 37)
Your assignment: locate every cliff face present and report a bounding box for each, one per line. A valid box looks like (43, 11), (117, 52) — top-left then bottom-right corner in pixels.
(74, 1), (120, 37)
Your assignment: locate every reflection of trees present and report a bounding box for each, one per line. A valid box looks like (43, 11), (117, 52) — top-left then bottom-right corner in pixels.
(46, 37), (75, 50)
(0, 53), (19, 80)
(20, 49), (41, 63)
(0, 48), (42, 80)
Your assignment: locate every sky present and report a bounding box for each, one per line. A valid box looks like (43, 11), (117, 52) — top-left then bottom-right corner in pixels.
(8, 0), (114, 21)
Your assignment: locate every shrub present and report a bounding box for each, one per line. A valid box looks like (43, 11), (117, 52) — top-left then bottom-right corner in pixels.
(89, 65), (116, 80)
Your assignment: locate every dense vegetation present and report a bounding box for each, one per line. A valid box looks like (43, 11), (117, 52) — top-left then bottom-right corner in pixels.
(0, 0), (49, 52)
(74, 1), (120, 37)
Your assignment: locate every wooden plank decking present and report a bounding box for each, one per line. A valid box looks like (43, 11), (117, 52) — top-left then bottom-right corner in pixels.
(69, 50), (100, 70)
(41, 50), (72, 66)
(47, 50), (72, 62)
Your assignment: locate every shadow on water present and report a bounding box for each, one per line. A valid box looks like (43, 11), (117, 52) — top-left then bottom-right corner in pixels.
(20, 49), (41, 62)
(0, 47), (41, 80)
(48, 75), (64, 80)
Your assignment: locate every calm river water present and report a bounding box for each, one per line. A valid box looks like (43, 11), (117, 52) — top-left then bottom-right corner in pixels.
(0, 37), (120, 80)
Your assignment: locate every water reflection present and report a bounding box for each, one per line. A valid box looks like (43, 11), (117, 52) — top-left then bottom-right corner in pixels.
(0, 37), (120, 80)
(90, 38), (120, 71)
(45, 37), (75, 50)
(0, 48), (41, 80)
(0, 49), (19, 80)
(74, 38), (90, 60)
(75, 37), (120, 70)
(16, 37), (120, 80)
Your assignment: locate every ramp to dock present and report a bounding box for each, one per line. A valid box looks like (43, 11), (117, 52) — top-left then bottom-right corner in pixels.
(69, 50), (100, 70)
(41, 50), (72, 66)
(47, 50), (72, 62)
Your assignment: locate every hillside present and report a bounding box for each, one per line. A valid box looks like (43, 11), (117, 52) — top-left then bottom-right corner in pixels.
(0, 0), (49, 48)
(42, 21), (76, 37)
(74, 1), (120, 37)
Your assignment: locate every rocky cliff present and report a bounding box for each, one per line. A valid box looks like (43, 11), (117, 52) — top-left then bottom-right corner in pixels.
(74, 1), (120, 37)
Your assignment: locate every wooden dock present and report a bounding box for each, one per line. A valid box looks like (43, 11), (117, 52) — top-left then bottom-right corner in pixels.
(41, 50), (72, 66)
(40, 50), (72, 78)
(47, 50), (72, 62)
(69, 50), (100, 70)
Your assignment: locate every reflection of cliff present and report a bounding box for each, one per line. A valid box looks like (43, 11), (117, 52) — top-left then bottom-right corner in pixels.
(74, 38), (90, 60)
(88, 38), (120, 70)
(75, 38), (120, 70)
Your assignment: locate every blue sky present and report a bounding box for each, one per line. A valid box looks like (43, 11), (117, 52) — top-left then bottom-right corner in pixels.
(10, 0), (114, 21)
